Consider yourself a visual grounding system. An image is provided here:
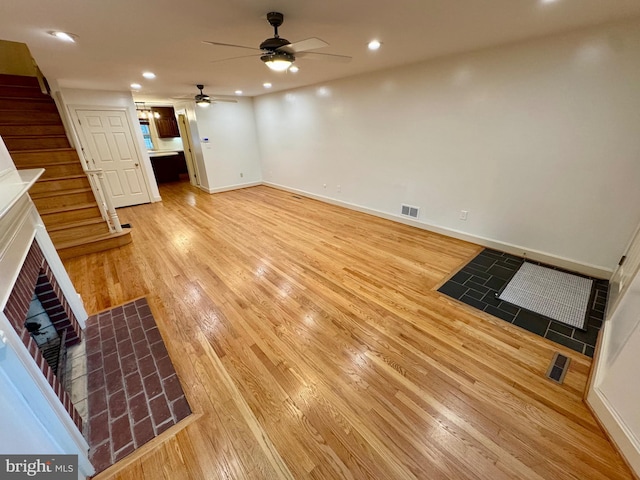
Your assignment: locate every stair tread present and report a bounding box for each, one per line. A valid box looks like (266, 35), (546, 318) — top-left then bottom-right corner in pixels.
(39, 202), (99, 215)
(11, 147), (75, 154)
(23, 161), (80, 167)
(39, 174), (86, 182)
(0, 95), (51, 101)
(47, 216), (106, 232)
(55, 228), (132, 249)
(0, 97), (55, 104)
(31, 187), (92, 199)
(3, 134), (68, 139)
(0, 75), (41, 87)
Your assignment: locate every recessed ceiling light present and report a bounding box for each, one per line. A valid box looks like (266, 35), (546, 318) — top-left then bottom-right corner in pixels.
(289, 65), (299, 73)
(235, 90), (243, 95)
(263, 83), (272, 89)
(541, 0), (558, 3)
(142, 72), (156, 79)
(130, 83), (142, 90)
(368, 40), (382, 51)
(49, 31), (76, 43)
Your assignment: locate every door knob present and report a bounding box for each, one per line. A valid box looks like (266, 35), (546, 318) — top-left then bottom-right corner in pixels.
(134, 163), (139, 167)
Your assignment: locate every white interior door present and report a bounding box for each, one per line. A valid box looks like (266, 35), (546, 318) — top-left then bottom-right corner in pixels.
(75, 109), (151, 208)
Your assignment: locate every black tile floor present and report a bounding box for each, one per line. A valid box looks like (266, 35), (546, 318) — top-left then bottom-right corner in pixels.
(438, 248), (607, 357)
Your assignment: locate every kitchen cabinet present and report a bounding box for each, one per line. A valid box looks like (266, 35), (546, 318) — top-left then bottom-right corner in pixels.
(152, 106), (180, 138)
(148, 151), (187, 183)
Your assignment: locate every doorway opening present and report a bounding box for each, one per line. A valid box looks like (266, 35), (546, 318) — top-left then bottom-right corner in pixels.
(136, 105), (199, 187)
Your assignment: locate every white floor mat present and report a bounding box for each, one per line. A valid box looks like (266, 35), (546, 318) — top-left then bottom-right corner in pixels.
(498, 262), (592, 329)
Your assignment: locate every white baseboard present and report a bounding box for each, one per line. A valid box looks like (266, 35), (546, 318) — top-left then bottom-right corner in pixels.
(587, 387), (640, 476)
(263, 182), (612, 279)
(200, 181), (262, 194)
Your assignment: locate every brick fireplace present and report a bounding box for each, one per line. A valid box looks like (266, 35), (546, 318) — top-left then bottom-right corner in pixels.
(2, 240), (84, 430)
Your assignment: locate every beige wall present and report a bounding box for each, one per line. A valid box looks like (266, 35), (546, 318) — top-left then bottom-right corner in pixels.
(0, 40), (39, 77)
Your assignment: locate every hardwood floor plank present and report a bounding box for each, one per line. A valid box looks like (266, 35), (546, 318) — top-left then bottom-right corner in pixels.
(64, 183), (633, 479)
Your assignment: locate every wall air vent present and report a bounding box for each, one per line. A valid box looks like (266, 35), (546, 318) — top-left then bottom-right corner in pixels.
(401, 204), (419, 219)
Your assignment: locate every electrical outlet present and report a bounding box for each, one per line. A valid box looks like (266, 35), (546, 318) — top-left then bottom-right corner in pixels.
(323, 184), (327, 189)
(240, 172), (243, 178)
(459, 210), (468, 221)
(337, 185), (341, 192)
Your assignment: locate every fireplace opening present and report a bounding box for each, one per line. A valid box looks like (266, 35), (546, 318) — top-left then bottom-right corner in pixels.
(24, 293), (68, 380)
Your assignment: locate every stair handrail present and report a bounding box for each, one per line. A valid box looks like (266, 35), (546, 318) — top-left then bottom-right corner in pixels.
(84, 169), (122, 233)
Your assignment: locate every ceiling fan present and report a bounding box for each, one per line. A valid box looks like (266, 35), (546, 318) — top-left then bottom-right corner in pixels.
(173, 85), (238, 106)
(203, 12), (351, 71)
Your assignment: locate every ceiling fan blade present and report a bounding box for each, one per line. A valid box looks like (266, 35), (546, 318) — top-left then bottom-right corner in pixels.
(297, 51), (352, 63)
(211, 98), (238, 103)
(210, 54), (262, 64)
(281, 37), (329, 53)
(202, 41), (261, 51)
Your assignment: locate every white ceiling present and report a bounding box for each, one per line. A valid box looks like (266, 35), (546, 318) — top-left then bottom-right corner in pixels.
(1, 0), (639, 101)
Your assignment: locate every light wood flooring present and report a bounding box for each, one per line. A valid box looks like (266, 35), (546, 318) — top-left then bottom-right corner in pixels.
(63, 183), (633, 480)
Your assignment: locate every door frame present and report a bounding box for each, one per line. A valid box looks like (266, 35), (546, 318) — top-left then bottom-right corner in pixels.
(606, 221), (640, 319)
(177, 113), (200, 187)
(67, 104), (155, 206)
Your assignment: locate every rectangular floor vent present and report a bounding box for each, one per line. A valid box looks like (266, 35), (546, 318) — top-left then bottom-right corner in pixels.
(546, 352), (571, 384)
(401, 204), (419, 219)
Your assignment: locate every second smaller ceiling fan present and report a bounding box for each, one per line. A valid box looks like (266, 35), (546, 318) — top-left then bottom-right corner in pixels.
(173, 85), (238, 106)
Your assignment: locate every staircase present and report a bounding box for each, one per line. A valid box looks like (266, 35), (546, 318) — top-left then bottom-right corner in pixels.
(0, 74), (132, 259)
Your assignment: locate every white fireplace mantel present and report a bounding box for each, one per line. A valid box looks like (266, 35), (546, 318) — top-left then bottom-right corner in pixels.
(0, 168), (43, 218)
(0, 167), (44, 310)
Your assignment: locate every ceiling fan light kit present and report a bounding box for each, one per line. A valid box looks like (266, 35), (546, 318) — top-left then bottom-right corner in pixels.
(262, 51), (295, 71)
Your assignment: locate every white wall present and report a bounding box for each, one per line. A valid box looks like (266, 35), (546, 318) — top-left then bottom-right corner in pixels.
(254, 19), (640, 275)
(57, 88), (161, 202)
(192, 98), (262, 193)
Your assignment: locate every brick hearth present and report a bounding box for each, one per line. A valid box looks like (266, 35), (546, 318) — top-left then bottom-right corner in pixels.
(86, 298), (191, 473)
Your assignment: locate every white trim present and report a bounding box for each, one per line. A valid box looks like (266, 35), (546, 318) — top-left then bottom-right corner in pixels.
(263, 182), (612, 279)
(201, 181), (262, 194)
(587, 387), (640, 475)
